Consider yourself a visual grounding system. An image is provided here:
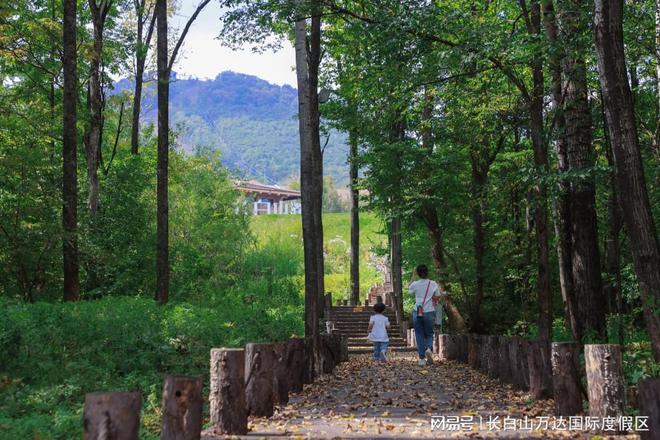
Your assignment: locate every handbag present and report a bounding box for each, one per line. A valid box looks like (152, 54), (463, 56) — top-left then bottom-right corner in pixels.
(416, 280), (432, 318)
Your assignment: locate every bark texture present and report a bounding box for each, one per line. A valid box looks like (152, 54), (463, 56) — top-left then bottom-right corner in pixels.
(62, 0), (80, 301)
(209, 348), (247, 435)
(551, 342), (583, 415)
(638, 378), (660, 440)
(286, 337), (306, 392)
(161, 376), (203, 440)
(245, 343), (274, 417)
(155, 0), (169, 304)
(83, 392), (141, 440)
(594, 0), (660, 361)
(349, 132), (360, 305)
(585, 344), (625, 419)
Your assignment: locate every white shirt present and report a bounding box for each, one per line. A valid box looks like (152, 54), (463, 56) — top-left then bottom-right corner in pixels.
(368, 314), (390, 342)
(409, 279), (440, 313)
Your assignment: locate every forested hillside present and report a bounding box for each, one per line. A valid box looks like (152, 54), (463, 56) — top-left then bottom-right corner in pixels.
(115, 71), (349, 184)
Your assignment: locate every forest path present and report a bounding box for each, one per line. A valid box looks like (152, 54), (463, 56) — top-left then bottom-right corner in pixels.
(203, 353), (581, 439)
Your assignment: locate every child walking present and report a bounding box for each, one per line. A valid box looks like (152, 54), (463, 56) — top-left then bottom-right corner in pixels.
(367, 302), (390, 362)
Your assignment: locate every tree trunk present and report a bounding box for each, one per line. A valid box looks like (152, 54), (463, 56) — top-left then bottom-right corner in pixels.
(131, 2), (155, 155)
(86, 0), (109, 217)
(161, 376), (203, 440)
(244, 343), (274, 417)
(390, 216), (403, 325)
(155, 0), (169, 305)
(349, 132), (360, 305)
(62, 0), (80, 301)
(209, 348), (247, 435)
(551, 342), (583, 415)
(560, 0), (606, 341)
(543, 0), (580, 341)
(585, 344), (625, 420)
(594, 0), (660, 361)
(295, 3), (323, 381)
(83, 392), (141, 440)
(469, 154), (488, 331)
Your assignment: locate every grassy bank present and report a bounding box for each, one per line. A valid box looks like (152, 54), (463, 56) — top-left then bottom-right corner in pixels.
(0, 211), (384, 439)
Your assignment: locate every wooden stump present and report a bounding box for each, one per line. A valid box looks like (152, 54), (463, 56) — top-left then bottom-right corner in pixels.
(436, 334), (448, 360)
(477, 336), (490, 374)
(83, 392), (141, 440)
(527, 341), (553, 399)
(161, 375), (203, 440)
(497, 336), (511, 383)
(518, 338), (530, 391)
(286, 337), (305, 392)
(467, 334), (480, 369)
(245, 343), (275, 417)
(550, 342), (582, 416)
(273, 343), (289, 405)
(485, 335), (500, 378)
(339, 335), (349, 363)
(320, 334), (341, 374)
(638, 378), (659, 440)
(507, 337), (527, 390)
(455, 334), (468, 363)
(585, 344), (625, 419)
(209, 348), (247, 435)
(410, 328), (417, 348)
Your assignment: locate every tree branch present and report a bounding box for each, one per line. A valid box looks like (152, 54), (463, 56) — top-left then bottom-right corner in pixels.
(167, 0), (212, 74)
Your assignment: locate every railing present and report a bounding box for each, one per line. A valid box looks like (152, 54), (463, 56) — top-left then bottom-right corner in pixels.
(81, 335), (349, 438)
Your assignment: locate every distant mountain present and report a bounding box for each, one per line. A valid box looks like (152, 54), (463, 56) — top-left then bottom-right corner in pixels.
(114, 71), (348, 185)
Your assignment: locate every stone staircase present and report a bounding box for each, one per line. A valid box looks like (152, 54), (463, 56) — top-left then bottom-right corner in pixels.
(326, 305), (414, 354)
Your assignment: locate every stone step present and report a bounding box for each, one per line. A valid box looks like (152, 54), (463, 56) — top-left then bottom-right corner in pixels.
(348, 346), (416, 354)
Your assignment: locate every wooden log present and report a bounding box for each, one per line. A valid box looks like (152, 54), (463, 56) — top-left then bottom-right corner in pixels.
(477, 335), (489, 374)
(497, 336), (511, 383)
(527, 341), (553, 399)
(83, 392), (141, 440)
(339, 335), (349, 363)
(436, 334), (448, 361)
(519, 338), (531, 391)
(507, 337), (526, 390)
(245, 343), (275, 417)
(410, 328), (417, 348)
(209, 348), (247, 435)
(324, 293), (332, 309)
(485, 335), (500, 378)
(467, 334), (480, 369)
(550, 342), (582, 416)
(638, 378), (660, 440)
(273, 343), (289, 405)
(585, 344), (625, 419)
(286, 337), (305, 392)
(456, 334), (468, 363)
(320, 334), (341, 374)
(161, 375), (203, 440)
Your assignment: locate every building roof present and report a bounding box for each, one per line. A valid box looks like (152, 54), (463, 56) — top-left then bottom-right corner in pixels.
(235, 180), (301, 198)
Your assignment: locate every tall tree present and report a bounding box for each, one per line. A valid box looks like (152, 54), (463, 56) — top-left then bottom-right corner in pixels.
(131, 0), (156, 155)
(62, 0), (80, 301)
(155, 0), (169, 304)
(85, 0), (113, 216)
(349, 132), (360, 305)
(594, 0), (660, 360)
(294, 0), (324, 379)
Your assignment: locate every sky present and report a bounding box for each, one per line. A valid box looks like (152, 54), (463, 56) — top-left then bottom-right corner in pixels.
(170, 1), (297, 87)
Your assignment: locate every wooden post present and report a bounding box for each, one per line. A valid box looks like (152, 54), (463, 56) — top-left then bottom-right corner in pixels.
(486, 335), (501, 378)
(210, 348), (247, 435)
(551, 342), (582, 416)
(324, 293), (332, 309)
(273, 343), (290, 405)
(161, 375), (203, 440)
(585, 344), (625, 419)
(436, 334), (448, 361)
(527, 341), (553, 399)
(496, 336), (511, 383)
(245, 343), (275, 417)
(507, 337), (526, 390)
(286, 337), (305, 392)
(467, 334), (480, 369)
(339, 335), (349, 362)
(638, 378), (659, 440)
(83, 392), (141, 440)
(478, 336), (490, 374)
(410, 328), (417, 348)
(364, 298), (369, 306)
(456, 334), (468, 363)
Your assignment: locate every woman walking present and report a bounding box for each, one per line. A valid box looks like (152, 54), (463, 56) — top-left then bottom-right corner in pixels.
(409, 264), (443, 366)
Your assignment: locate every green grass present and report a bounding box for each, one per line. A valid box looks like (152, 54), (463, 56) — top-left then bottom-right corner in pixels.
(250, 212), (387, 304)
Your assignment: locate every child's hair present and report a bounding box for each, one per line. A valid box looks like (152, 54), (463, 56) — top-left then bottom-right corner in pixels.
(373, 302), (386, 314)
(416, 264), (429, 278)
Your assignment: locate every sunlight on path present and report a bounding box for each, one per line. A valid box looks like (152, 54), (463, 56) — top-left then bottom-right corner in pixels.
(202, 353), (592, 439)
